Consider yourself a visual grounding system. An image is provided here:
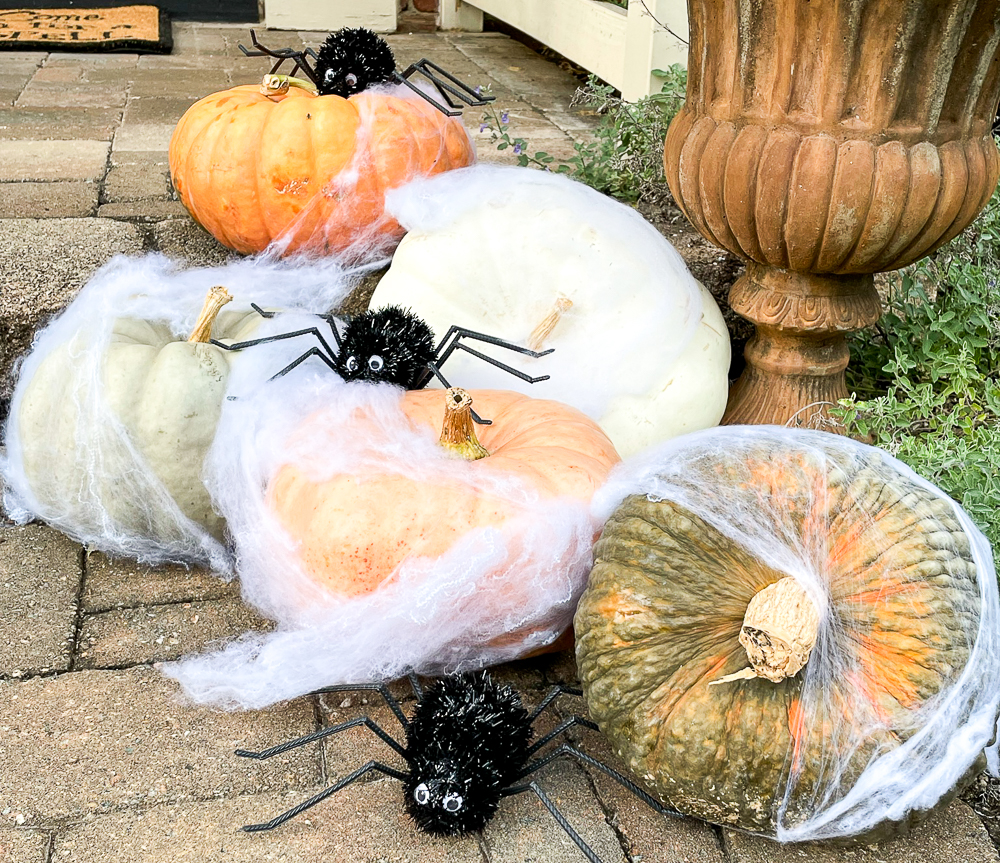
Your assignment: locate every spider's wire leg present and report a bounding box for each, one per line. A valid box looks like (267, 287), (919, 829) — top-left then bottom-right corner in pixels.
(434, 326), (555, 361)
(516, 743), (684, 821)
(453, 342), (551, 384)
(250, 302), (275, 318)
(236, 715), (406, 760)
(309, 682), (409, 728)
(242, 760), (409, 832)
(500, 781), (603, 863)
(528, 685), (584, 722)
(427, 363), (491, 426)
(239, 29), (319, 85)
(269, 347), (340, 381)
(526, 716), (598, 757)
(316, 313), (345, 352)
(211, 326), (338, 359)
(420, 59), (495, 104)
(392, 72), (462, 116)
(407, 674), (424, 700)
(395, 59), (494, 115)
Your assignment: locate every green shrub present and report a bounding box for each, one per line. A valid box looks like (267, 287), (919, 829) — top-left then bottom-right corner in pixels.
(479, 66), (687, 202)
(836, 187), (1000, 549)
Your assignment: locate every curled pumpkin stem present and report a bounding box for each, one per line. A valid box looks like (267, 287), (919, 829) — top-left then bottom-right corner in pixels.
(439, 388), (490, 461)
(710, 577), (821, 685)
(528, 296), (573, 352)
(188, 286), (233, 344)
(260, 73), (318, 98)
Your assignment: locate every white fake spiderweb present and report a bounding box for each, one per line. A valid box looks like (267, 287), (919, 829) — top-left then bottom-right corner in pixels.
(588, 425), (1000, 841)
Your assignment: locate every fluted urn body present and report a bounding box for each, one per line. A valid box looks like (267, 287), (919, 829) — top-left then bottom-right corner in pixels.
(665, 0), (1000, 427)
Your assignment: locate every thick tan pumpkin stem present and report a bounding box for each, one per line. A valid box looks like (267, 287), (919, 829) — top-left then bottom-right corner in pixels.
(187, 286), (233, 344)
(260, 74), (317, 98)
(711, 577), (820, 686)
(439, 388), (490, 460)
(528, 296), (573, 352)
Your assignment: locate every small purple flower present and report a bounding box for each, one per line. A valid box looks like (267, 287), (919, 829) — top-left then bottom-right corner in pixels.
(501, 110), (509, 124)
(480, 123), (487, 133)
(513, 142), (523, 155)
(475, 85), (482, 96)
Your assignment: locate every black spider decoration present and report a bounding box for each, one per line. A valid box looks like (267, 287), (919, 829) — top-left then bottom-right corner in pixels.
(314, 27), (395, 97)
(212, 305), (553, 424)
(236, 673), (683, 862)
(240, 27), (494, 116)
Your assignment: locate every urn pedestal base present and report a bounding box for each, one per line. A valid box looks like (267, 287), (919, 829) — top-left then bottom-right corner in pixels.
(721, 265), (881, 429)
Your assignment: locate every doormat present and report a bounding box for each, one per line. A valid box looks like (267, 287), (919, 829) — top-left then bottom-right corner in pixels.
(0, 6), (171, 53)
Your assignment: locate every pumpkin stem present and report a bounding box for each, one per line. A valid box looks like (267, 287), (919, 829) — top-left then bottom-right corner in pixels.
(188, 286), (233, 344)
(439, 388), (490, 460)
(709, 577), (820, 686)
(261, 73), (318, 98)
(528, 296), (573, 352)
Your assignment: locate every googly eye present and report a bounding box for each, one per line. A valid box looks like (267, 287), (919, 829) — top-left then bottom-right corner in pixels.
(368, 355), (384, 372)
(345, 356), (359, 373)
(345, 72), (358, 88)
(442, 792), (463, 813)
(413, 783), (430, 806)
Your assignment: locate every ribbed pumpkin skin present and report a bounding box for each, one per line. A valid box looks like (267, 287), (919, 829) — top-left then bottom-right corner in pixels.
(575, 458), (981, 836)
(169, 86), (476, 256)
(268, 388), (621, 598)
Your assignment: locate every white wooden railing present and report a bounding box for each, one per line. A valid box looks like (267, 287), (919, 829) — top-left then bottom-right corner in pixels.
(439, 0), (689, 101)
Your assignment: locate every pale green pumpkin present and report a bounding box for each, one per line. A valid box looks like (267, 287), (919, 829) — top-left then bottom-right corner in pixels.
(16, 287), (261, 544)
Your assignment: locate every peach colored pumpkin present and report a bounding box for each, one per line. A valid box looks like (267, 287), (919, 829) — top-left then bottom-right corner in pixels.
(169, 85), (475, 257)
(267, 388), (621, 599)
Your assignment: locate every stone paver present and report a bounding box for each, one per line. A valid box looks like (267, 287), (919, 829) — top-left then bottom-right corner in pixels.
(83, 553), (237, 612)
(55, 784), (483, 862)
(580, 729), (727, 863)
(315, 685), (414, 776)
(725, 800), (1000, 863)
(0, 524), (81, 678)
(128, 69), (233, 99)
(0, 181), (98, 218)
(151, 219), (234, 266)
(0, 140), (109, 182)
(112, 123), (174, 153)
(104, 162), (171, 202)
(0, 107), (121, 141)
(47, 54), (139, 69)
(123, 96), (200, 125)
(0, 829), (49, 863)
(78, 596), (271, 668)
(485, 758), (625, 863)
(97, 200), (189, 221)
(16, 84), (128, 109)
(0, 217), (145, 398)
(0, 667), (317, 824)
(168, 26), (233, 56)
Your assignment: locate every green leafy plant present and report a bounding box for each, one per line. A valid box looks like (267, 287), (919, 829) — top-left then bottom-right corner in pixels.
(835, 186), (1000, 549)
(478, 65), (687, 202)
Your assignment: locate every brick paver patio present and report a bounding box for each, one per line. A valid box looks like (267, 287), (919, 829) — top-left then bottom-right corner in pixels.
(0, 20), (996, 863)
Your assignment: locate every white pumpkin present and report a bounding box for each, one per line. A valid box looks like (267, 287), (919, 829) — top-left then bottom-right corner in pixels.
(374, 165), (731, 457)
(8, 287), (261, 557)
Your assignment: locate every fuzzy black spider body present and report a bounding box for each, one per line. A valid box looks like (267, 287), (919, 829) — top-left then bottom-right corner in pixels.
(236, 673), (684, 863)
(334, 306), (436, 388)
(402, 674), (531, 835)
(214, 305), (553, 424)
(315, 27), (396, 97)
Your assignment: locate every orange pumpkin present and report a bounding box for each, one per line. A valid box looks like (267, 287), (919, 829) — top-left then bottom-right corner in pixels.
(168, 84), (476, 257)
(267, 388), (621, 599)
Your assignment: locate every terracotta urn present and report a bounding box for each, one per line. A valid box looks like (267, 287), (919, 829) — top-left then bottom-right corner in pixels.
(665, 0), (1000, 427)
